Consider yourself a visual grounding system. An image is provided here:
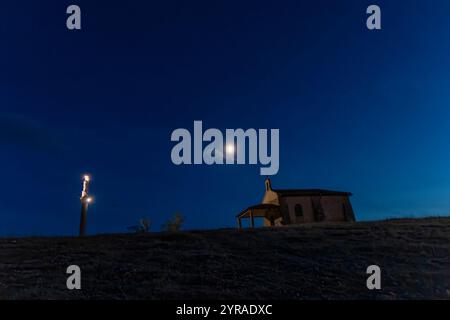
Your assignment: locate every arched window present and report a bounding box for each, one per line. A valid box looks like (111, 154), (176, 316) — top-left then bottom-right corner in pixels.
(295, 204), (303, 217)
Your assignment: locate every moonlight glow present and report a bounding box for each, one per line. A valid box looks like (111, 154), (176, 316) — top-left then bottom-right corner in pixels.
(225, 143), (235, 156)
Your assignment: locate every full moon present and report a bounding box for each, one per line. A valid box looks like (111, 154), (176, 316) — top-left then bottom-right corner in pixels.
(225, 143), (235, 156)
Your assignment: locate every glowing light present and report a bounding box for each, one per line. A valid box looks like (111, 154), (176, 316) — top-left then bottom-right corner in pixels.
(225, 143), (235, 156)
(84, 175), (90, 182)
(86, 197), (93, 203)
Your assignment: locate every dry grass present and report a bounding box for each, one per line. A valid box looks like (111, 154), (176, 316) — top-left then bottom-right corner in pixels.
(0, 217), (449, 300)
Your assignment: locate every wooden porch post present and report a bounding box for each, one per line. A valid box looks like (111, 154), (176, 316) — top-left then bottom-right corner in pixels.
(237, 217), (242, 229)
(250, 210), (255, 228)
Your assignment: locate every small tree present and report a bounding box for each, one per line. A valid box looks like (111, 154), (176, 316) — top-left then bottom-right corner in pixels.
(139, 218), (151, 232)
(127, 217), (151, 233)
(162, 212), (184, 232)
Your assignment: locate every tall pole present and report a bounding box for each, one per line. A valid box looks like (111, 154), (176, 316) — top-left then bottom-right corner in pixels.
(79, 175), (91, 236)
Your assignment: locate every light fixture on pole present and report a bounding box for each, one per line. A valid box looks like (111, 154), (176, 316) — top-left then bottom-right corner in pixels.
(79, 174), (93, 236)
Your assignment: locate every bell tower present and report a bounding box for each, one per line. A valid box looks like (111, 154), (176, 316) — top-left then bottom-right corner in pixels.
(265, 177), (272, 191)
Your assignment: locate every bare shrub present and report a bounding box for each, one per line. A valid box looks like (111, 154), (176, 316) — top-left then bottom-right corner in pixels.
(162, 212), (184, 232)
(127, 217), (151, 233)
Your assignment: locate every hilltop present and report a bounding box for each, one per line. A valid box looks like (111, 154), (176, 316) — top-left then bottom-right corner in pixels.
(0, 217), (449, 299)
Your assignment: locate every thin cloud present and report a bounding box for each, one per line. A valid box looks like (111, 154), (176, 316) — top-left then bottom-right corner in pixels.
(0, 113), (62, 151)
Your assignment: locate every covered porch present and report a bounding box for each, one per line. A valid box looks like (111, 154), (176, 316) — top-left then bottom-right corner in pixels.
(236, 204), (282, 229)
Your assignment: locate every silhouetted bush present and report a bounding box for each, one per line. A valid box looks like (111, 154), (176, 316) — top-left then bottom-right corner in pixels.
(127, 217), (151, 233)
(162, 212), (184, 232)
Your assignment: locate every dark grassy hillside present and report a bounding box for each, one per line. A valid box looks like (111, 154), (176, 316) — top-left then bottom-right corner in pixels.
(0, 217), (449, 300)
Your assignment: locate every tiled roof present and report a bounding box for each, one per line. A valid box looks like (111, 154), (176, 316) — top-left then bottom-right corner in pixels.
(273, 189), (352, 196)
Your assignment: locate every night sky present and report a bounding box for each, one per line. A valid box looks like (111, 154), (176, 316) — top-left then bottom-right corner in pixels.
(1, 1), (450, 236)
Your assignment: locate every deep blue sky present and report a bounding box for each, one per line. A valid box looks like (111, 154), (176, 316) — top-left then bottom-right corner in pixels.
(1, 1), (450, 236)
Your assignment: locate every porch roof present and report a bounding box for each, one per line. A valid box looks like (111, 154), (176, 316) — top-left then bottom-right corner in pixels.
(236, 203), (280, 218)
